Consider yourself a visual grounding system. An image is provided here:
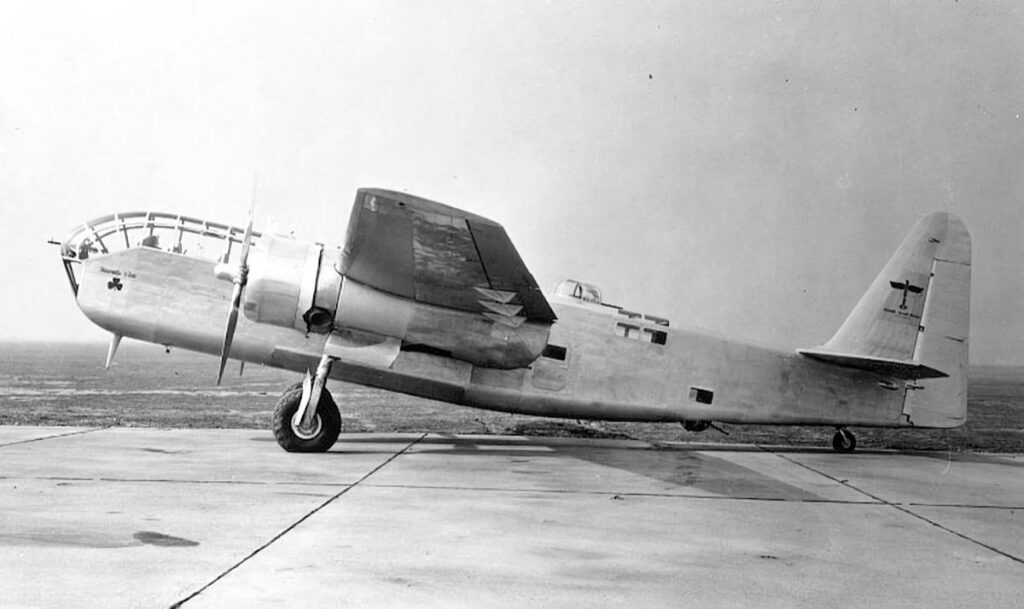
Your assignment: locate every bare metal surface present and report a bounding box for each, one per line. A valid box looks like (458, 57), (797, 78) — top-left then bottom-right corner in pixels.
(1, 427), (1020, 608)
(62, 205), (970, 429)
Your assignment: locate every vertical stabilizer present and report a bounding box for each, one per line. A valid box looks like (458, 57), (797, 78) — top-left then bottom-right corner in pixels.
(809, 212), (971, 427)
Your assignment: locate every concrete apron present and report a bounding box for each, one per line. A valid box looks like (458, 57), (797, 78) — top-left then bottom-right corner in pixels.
(0, 427), (1021, 608)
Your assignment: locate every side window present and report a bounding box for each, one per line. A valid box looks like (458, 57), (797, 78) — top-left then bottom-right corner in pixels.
(616, 324), (668, 345)
(542, 344), (567, 361)
(689, 387), (714, 404)
(644, 329), (668, 345)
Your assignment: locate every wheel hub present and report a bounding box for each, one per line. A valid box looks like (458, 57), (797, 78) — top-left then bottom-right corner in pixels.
(292, 413), (323, 440)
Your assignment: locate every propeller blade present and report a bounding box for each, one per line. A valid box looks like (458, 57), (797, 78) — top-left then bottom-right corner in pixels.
(216, 179), (257, 384)
(239, 175), (256, 265)
(217, 283), (244, 384)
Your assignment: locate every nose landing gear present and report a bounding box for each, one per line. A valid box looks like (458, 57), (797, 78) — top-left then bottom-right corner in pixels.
(832, 427), (857, 453)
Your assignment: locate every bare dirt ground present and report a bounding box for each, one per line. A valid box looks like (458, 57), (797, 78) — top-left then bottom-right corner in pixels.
(2, 343), (1022, 452)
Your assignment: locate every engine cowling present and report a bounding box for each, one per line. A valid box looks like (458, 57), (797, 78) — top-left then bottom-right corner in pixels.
(243, 235), (342, 334)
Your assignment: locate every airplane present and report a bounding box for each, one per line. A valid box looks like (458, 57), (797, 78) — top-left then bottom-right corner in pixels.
(54, 188), (971, 453)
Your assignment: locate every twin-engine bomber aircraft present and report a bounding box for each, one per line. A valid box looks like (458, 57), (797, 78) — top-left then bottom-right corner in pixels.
(55, 189), (971, 453)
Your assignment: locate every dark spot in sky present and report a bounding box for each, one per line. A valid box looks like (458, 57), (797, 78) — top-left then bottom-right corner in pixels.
(134, 531), (199, 547)
(854, 107), (858, 111)
(140, 447), (184, 454)
(649, 74), (653, 80)
(760, 554), (779, 560)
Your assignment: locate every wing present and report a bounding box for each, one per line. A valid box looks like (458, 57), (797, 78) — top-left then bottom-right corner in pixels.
(338, 188), (556, 323)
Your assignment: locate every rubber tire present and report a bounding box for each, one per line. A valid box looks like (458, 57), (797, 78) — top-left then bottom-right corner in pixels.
(832, 429), (856, 453)
(272, 386), (341, 453)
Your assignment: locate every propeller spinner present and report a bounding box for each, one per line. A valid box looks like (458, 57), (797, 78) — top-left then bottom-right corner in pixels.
(216, 185), (257, 384)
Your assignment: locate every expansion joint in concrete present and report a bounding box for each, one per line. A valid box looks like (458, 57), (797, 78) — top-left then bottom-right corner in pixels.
(169, 433), (428, 608)
(0, 426), (113, 449)
(758, 445), (1024, 568)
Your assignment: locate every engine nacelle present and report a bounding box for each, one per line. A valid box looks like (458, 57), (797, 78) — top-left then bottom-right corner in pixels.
(243, 235), (343, 334)
(334, 280), (548, 369)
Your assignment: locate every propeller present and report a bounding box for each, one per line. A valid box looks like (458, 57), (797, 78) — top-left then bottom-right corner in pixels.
(217, 179), (257, 384)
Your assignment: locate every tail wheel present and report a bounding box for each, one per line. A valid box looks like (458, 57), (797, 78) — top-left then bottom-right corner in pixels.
(832, 428), (857, 453)
(272, 386), (341, 453)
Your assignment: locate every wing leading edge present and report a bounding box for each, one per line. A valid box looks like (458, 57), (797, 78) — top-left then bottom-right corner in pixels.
(338, 188), (556, 324)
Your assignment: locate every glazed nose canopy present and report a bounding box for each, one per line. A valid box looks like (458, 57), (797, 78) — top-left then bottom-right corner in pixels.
(57, 211), (263, 297)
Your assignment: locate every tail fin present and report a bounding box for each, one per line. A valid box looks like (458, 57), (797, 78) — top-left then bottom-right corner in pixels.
(799, 212), (971, 427)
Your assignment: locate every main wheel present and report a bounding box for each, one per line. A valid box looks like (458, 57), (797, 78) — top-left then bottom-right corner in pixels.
(272, 386), (341, 453)
(831, 428), (856, 453)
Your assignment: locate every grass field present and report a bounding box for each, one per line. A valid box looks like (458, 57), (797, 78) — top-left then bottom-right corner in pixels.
(2, 342), (1022, 452)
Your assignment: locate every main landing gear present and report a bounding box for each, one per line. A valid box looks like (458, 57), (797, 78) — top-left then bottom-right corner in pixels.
(272, 355), (341, 452)
(272, 385), (341, 452)
(832, 427), (857, 453)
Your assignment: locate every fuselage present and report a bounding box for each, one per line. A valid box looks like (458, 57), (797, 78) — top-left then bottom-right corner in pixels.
(69, 244), (911, 428)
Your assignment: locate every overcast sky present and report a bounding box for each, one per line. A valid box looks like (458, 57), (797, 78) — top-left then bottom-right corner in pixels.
(2, 1), (1022, 364)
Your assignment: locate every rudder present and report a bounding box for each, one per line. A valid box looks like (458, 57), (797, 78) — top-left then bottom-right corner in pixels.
(903, 214), (971, 427)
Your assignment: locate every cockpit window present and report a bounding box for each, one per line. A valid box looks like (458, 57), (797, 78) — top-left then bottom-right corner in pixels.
(553, 279), (603, 304)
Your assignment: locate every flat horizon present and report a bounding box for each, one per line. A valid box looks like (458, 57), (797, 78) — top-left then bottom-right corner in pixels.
(2, 339), (1021, 371)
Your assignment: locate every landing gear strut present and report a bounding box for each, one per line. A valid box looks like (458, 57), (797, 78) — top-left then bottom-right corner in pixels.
(832, 427), (856, 453)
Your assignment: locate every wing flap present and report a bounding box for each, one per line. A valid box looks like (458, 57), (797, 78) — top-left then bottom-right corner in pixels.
(797, 349), (949, 380)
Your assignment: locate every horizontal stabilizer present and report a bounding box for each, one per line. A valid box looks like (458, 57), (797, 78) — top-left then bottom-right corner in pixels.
(796, 349), (948, 381)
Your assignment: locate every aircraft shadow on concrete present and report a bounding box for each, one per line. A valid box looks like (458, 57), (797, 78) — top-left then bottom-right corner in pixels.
(324, 434), (828, 502)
